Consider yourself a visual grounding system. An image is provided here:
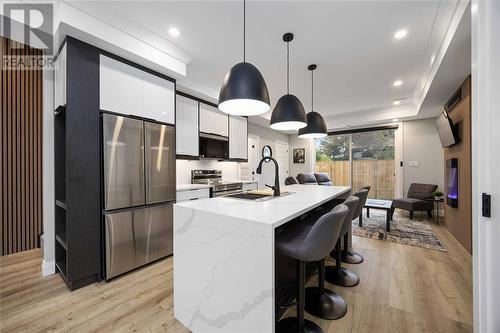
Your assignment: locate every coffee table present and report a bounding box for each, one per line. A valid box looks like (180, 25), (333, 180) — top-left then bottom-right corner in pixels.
(363, 199), (393, 232)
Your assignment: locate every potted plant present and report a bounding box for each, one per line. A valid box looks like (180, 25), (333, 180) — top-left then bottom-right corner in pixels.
(432, 190), (444, 201)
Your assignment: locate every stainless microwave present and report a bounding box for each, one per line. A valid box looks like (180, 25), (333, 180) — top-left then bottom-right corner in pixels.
(199, 133), (228, 160)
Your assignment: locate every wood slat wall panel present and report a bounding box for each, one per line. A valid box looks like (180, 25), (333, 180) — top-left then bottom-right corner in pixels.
(1, 37), (43, 256)
(444, 77), (472, 253)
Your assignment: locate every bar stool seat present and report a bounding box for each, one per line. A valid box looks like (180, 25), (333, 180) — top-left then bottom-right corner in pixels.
(276, 204), (349, 333)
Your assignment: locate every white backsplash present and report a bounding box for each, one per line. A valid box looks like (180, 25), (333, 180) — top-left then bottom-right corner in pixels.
(176, 159), (240, 184)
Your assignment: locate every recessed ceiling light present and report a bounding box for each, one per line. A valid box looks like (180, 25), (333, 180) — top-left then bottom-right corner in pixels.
(393, 80), (403, 87)
(394, 29), (407, 40)
(393, 100), (401, 105)
(392, 118), (399, 122)
(169, 27), (180, 37)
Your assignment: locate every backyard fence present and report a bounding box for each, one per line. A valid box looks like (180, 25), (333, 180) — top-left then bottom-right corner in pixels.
(315, 159), (395, 199)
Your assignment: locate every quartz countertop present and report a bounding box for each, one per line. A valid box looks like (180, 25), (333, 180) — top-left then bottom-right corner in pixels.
(174, 184), (350, 228)
(176, 184), (212, 192)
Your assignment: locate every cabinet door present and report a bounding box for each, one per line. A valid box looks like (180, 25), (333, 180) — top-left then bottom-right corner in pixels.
(100, 55), (142, 117)
(176, 95), (199, 156)
(54, 43), (66, 108)
(200, 103), (228, 137)
(229, 115), (248, 159)
(142, 72), (175, 124)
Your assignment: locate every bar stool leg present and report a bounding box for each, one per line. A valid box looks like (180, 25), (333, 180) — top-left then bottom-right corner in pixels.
(340, 233), (364, 264)
(305, 259), (347, 319)
(325, 240), (360, 287)
(277, 261), (324, 333)
(330, 231), (364, 265)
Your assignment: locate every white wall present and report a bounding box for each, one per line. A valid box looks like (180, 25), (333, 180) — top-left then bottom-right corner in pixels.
(247, 123), (289, 189)
(289, 136), (315, 178)
(402, 118), (444, 195)
(472, 1), (500, 332)
(176, 160), (239, 184)
(42, 63), (55, 275)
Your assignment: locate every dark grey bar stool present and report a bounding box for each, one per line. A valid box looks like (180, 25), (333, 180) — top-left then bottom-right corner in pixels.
(330, 189), (369, 264)
(344, 189), (368, 264)
(325, 196), (360, 287)
(303, 212), (348, 320)
(285, 176), (299, 185)
(276, 204), (349, 333)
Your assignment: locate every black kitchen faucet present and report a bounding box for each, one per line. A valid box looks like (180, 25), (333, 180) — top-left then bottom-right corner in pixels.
(256, 157), (281, 197)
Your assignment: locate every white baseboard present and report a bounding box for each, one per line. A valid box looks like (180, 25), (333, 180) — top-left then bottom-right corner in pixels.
(42, 259), (55, 276)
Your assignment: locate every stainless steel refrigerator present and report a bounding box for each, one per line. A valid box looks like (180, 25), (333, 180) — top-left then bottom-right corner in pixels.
(102, 114), (175, 279)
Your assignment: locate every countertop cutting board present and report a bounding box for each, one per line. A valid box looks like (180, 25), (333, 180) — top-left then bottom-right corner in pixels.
(247, 189), (289, 196)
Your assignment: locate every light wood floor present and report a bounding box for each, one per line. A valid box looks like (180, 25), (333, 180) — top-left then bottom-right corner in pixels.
(0, 222), (472, 333)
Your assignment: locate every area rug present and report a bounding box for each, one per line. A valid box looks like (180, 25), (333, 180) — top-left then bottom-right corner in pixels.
(352, 210), (447, 252)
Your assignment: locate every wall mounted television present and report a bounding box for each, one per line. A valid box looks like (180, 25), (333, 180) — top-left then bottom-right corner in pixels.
(436, 109), (458, 148)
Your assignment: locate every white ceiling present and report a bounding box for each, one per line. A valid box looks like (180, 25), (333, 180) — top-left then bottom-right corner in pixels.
(68, 0), (470, 129)
(418, 5), (471, 119)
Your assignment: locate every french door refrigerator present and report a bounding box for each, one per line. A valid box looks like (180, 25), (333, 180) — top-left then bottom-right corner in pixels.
(102, 113), (175, 279)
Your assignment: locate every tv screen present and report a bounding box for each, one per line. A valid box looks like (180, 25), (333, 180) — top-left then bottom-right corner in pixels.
(436, 110), (458, 148)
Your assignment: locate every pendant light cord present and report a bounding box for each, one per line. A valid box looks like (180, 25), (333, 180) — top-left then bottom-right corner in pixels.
(311, 69), (314, 110)
(243, 0), (246, 62)
(287, 41), (290, 94)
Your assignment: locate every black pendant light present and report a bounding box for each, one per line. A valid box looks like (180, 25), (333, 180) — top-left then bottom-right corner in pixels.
(298, 64), (328, 138)
(218, 0), (270, 116)
(270, 33), (307, 131)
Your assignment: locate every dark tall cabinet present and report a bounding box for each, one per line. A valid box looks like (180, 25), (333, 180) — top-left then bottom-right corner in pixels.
(54, 37), (101, 290)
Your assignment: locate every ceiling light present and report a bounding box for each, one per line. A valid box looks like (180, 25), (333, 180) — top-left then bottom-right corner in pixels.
(168, 27), (180, 37)
(298, 64), (327, 139)
(392, 118), (399, 122)
(394, 29), (407, 40)
(270, 33), (307, 131)
(430, 54), (436, 65)
(393, 80), (403, 87)
(393, 100), (401, 105)
(218, 0), (270, 116)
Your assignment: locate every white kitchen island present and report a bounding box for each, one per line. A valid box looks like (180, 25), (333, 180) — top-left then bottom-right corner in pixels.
(173, 184), (350, 333)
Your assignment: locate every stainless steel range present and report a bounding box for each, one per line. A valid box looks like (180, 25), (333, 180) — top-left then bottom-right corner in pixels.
(191, 170), (243, 197)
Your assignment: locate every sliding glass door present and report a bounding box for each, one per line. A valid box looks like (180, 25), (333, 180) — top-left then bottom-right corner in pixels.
(315, 134), (351, 187)
(315, 128), (396, 199)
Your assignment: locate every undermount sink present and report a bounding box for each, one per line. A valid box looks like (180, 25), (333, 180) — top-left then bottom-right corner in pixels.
(223, 191), (294, 202)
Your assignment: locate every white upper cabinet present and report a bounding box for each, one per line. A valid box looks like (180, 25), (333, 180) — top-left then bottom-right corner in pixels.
(100, 55), (174, 123)
(199, 103), (228, 137)
(100, 55), (142, 117)
(176, 95), (199, 156)
(229, 115), (248, 160)
(142, 71), (175, 124)
(54, 43), (67, 109)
